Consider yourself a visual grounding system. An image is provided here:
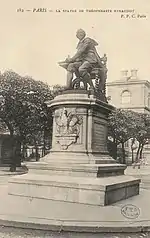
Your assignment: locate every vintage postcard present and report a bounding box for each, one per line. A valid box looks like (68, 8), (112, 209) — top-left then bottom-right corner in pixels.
(0, 0), (149, 237)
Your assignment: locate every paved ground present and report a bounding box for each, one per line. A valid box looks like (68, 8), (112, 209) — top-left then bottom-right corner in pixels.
(0, 165), (150, 237)
(0, 227), (149, 238)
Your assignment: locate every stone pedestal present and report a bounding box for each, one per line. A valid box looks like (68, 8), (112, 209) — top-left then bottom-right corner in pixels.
(8, 90), (140, 207)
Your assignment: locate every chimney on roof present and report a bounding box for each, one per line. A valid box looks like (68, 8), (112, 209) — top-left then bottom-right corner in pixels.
(130, 69), (138, 80)
(121, 70), (128, 80)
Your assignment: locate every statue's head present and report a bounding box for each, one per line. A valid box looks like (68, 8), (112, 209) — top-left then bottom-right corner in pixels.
(76, 29), (86, 40)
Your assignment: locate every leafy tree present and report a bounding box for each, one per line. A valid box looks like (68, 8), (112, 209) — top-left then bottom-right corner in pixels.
(132, 113), (150, 165)
(0, 70), (54, 165)
(108, 108), (150, 165)
(108, 109), (135, 164)
(50, 84), (66, 97)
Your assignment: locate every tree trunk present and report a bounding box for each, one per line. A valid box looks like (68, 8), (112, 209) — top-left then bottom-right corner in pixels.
(139, 144), (144, 161)
(131, 149), (134, 164)
(131, 138), (135, 164)
(35, 146), (39, 161)
(135, 144), (141, 163)
(113, 138), (118, 160)
(43, 130), (46, 156)
(121, 142), (126, 164)
(133, 143), (141, 168)
(10, 138), (16, 172)
(34, 138), (39, 161)
(137, 144), (144, 169)
(22, 142), (27, 159)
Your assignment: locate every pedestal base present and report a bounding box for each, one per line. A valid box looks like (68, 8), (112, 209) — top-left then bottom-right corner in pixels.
(7, 91), (141, 220)
(27, 161), (127, 177)
(8, 173), (140, 206)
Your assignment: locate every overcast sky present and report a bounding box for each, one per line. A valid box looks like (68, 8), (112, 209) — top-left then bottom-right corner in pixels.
(0, 0), (149, 86)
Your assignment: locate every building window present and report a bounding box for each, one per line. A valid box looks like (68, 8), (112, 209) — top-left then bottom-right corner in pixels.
(121, 90), (131, 104)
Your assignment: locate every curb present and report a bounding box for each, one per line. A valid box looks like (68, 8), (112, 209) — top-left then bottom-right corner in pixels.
(0, 171), (27, 176)
(0, 218), (149, 234)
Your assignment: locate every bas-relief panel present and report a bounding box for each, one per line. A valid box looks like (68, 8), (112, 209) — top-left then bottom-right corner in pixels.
(54, 107), (83, 150)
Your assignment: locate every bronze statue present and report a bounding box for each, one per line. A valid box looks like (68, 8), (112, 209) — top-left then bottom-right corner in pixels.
(59, 29), (107, 94)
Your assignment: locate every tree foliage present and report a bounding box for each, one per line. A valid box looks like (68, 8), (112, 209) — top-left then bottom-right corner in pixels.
(108, 108), (150, 164)
(108, 109), (135, 144)
(108, 109), (135, 163)
(132, 113), (150, 164)
(0, 70), (54, 160)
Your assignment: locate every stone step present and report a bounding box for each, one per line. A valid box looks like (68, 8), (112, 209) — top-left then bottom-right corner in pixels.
(27, 162), (126, 178)
(8, 174), (140, 206)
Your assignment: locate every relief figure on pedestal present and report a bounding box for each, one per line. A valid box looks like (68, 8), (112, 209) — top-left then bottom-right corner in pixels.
(55, 108), (83, 150)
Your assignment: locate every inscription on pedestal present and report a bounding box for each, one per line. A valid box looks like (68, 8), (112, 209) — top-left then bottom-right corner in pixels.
(92, 122), (106, 150)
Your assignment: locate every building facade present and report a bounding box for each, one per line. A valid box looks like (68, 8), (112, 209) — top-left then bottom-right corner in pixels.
(106, 69), (150, 164)
(107, 69), (150, 114)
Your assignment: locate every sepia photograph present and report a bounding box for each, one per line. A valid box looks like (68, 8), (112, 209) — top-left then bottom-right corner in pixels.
(0, 0), (150, 237)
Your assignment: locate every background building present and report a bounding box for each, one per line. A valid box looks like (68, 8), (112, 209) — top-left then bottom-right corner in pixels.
(107, 69), (150, 114)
